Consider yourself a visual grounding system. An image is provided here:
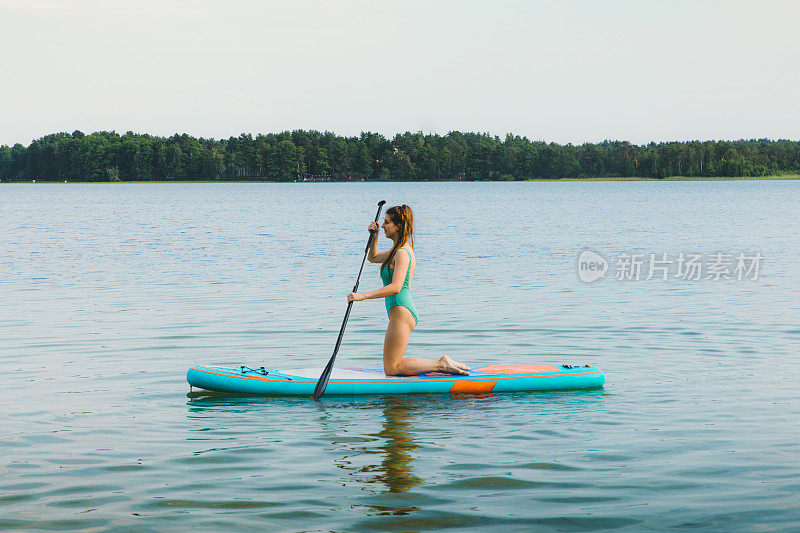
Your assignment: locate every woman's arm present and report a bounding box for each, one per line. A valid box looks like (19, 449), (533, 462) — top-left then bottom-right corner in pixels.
(349, 250), (410, 301)
(366, 222), (390, 263)
(368, 250), (391, 263)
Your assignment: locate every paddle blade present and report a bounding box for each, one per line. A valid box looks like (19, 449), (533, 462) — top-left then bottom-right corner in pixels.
(313, 359), (334, 400)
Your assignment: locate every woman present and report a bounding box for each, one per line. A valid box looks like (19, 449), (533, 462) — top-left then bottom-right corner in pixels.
(347, 205), (471, 377)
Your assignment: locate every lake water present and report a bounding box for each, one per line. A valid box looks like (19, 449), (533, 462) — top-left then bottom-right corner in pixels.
(1, 181), (799, 531)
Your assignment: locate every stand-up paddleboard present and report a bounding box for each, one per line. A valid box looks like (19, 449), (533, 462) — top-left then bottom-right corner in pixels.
(187, 364), (604, 396)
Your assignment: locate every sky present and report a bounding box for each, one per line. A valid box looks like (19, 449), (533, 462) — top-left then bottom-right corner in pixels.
(1, 0), (798, 147)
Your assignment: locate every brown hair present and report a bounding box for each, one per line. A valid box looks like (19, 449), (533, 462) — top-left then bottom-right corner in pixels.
(381, 204), (414, 273)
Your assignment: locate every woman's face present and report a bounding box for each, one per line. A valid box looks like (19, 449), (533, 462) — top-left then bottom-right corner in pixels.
(381, 215), (398, 239)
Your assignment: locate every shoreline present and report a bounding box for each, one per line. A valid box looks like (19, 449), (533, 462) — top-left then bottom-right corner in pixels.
(3, 174), (799, 184)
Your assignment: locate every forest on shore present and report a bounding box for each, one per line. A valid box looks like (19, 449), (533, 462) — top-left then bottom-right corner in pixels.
(1, 130), (799, 182)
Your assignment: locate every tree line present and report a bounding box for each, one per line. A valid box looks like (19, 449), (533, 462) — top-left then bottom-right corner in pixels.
(1, 130), (798, 182)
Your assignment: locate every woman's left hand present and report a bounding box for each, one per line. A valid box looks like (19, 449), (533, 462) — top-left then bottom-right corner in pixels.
(347, 292), (366, 302)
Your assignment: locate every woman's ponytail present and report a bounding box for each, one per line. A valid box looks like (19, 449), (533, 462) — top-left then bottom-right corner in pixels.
(381, 205), (414, 273)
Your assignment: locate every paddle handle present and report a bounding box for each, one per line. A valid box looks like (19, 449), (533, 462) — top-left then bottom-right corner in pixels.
(313, 201), (386, 400)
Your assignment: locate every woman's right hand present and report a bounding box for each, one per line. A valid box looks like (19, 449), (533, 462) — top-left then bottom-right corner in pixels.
(368, 221), (379, 233)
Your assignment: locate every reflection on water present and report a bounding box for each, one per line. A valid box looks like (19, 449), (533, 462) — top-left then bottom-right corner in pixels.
(330, 394), (507, 498)
(336, 397), (426, 516)
(360, 398), (423, 494)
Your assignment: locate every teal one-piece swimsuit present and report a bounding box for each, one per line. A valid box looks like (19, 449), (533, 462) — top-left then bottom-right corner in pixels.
(380, 246), (418, 324)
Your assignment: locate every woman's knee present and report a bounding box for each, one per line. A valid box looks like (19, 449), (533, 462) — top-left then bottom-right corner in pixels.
(383, 362), (401, 375)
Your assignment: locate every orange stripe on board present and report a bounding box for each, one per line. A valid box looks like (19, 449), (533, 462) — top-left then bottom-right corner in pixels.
(450, 380), (497, 393)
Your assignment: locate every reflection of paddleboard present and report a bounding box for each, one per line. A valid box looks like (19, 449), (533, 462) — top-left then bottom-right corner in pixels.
(187, 364), (605, 396)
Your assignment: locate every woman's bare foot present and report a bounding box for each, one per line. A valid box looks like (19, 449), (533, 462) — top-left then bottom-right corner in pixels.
(438, 355), (471, 375)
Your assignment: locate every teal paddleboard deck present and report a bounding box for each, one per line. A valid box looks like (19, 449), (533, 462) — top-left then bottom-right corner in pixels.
(187, 364), (604, 396)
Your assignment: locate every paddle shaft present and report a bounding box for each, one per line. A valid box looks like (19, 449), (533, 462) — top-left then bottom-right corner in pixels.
(313, 200), (386, 400)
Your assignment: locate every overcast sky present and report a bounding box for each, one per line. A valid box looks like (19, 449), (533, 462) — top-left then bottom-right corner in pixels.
(1, 0), (798, 146)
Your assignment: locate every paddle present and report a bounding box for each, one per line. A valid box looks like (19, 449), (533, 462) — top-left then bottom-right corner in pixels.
(313, 200), (386, 400)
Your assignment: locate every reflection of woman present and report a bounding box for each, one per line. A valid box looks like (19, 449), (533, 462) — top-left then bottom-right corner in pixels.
(347, 205), (470, 376)
(372, 401), (422, 493)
